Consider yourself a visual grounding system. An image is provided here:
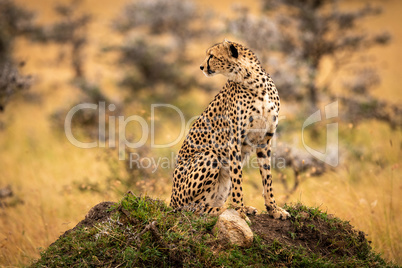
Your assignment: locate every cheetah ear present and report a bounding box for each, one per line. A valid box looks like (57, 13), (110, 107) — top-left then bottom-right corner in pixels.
(229, 44), (238, 58)
(223, 39), (238, 58)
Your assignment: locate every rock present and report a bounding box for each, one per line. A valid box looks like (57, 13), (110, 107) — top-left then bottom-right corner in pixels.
(213, 209), (253, 247)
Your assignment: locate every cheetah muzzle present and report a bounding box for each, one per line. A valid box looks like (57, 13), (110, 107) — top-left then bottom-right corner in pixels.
(170, 40), (290, 220)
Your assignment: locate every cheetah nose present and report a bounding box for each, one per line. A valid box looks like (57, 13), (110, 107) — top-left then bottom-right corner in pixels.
(200, 65), (204, 71)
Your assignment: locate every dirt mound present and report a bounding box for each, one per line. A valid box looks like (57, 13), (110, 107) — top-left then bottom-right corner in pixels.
(250, 212), (368, 258)
(32, 195), (393, 267)
(70, 201), (116, 231)
(51, 201), (116, 246)
(66, 201), (369, 259)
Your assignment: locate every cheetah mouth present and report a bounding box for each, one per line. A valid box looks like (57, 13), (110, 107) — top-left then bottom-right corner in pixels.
(203, 69), (216, 77)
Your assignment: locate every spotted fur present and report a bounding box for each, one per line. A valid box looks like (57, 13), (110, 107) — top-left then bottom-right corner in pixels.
(170, 40), (290, 220)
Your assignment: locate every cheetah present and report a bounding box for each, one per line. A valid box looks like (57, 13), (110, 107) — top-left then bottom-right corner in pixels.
(170, 40), (290, 220)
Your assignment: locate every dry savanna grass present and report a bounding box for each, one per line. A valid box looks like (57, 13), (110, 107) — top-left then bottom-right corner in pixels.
(0, 0), (401, 266)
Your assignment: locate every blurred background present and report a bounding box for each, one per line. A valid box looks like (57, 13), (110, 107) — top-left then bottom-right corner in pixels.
(0, 0), (401, 265)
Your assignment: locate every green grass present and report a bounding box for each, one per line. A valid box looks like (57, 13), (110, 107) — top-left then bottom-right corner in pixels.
(30, 194), (399, 268)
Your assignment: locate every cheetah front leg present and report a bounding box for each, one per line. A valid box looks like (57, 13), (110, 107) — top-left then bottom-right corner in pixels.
(256, 137), (290, 220)
(227, 144), (258, 216)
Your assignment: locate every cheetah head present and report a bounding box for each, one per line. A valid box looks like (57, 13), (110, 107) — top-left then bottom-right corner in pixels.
(200, 40), (245, 81)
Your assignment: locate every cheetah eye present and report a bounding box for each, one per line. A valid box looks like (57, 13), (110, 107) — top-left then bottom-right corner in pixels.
(210, 54), (222, 62)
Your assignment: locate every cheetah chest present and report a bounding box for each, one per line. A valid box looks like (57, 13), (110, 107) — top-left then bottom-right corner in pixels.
(244, 94), (277, 146)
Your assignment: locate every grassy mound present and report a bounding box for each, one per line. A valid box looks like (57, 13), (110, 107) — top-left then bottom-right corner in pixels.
(30, 193), (397, 267)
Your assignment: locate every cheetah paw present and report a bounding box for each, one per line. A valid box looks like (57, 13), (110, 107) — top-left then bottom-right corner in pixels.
(244, 205), (258, 215)
(267, 206), (290, 220)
